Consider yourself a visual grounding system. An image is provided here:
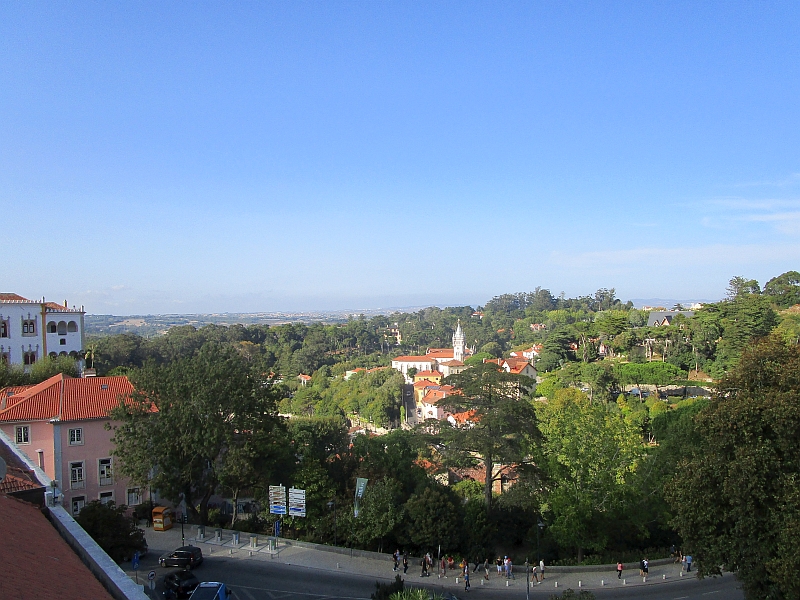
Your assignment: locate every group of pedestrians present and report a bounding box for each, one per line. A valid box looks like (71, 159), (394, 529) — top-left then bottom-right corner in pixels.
(391, 549), (410, 574)
(393, 550), (545, 589)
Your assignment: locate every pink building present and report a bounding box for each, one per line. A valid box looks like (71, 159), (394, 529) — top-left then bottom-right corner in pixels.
(0, 374), (144, 517)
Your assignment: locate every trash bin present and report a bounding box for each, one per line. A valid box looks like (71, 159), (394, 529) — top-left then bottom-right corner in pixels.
(249, 535), (258, 549)
(232, 531), (240, 544)
(214, 528), (222, 542)
(151, 506), (174, 531)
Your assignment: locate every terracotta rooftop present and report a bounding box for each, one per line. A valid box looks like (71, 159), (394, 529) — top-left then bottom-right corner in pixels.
(414, 370), (441, 378)
(392, 355), (436, 362)
(0, 374), (133, 423)
(0, 494), (115, 600)
(0, 293), (32, 302)
(413, 379), (440, 389)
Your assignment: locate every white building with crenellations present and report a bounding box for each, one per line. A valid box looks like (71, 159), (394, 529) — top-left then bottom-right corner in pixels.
(0, 294), (85, 368)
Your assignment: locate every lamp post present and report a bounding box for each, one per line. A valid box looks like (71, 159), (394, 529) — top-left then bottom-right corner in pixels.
(537, 518), (545, 581)
(327, 499), (337, 547)
(525, 560), (530, 600)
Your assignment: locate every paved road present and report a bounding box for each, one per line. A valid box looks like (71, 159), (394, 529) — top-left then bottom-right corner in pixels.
(127, 527), (744, 600)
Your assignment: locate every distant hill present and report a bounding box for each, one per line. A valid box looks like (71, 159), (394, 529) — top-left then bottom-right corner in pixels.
(85, 308), (427, 337)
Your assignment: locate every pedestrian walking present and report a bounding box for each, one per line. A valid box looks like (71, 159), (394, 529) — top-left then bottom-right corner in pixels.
(507, 557), (515, 580)
(539, 559), (545, 580)
(639, 559), (645, 576)
(440, 556), (447, 578)
(483, 558), (490, 580)
(617, 561), (623, 579)
(403, 552), (409, 574)
(464, 563), (471, 591)
(686, 555), (692, 572)
(643, 558), (649, 576)
(531, 563), (538, 584)
(393, 549), (400, 572)
(496, 556), (503, 576)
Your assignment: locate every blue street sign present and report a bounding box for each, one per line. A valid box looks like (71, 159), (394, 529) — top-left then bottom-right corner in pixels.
(132, 551), (140, 570)
(274, 520), (281, 538)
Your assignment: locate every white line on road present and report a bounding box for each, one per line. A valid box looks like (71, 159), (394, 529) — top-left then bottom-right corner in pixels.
(702, 592), (720, 595)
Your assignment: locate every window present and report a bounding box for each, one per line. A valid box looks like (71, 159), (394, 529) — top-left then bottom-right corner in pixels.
(67, 321), (78, 332)
(127, 487), (142, 506)
(37, 449), (44, 469)
(22, 319), (36, 335)
(71, 496), (86, 516)
(23, 352), (36, 365)
(69, 428), (83, 445)
(48, 322), (57, 334)
(99, 458), (113, 486)
(57, 321), (67, 335)
(70, 461), (85, 489)
(99, 491), (114, 505)
(0, 319), (8, 337)
(60, 339), (66, 346)
(15, 425), (30, 445)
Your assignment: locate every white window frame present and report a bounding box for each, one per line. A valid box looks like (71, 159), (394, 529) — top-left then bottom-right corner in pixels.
(68, 427), (83, 445)
(15, 425), (30, 445)
(71, 495), (86, 516)
(70, 460), (85, 489)
(99, 491), (114, 505)
(98, 457), (113, 486)
(127, 487), (142, 506)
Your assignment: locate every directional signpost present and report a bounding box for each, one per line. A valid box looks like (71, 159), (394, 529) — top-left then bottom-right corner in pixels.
(132, 551), (140, 583)
(148, 570), (156, 592)
(288, 488), (306, 518)
(269, 485), (287, 515)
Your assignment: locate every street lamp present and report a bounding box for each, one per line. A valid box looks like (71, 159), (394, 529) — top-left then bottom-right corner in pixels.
(537, 518), (545, 581)
(327, 499), (337, 547)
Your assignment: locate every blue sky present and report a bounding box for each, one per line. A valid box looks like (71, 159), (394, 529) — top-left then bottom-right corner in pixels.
(2, 2), (800, 314)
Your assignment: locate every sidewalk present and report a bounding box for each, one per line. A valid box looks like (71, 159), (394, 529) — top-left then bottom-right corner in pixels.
(141, 525), (696, 594)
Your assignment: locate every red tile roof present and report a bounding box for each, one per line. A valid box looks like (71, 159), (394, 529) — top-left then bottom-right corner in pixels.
(425, 349), (455, 359)
(422, 389), (448, 405)
(413, 379), (440, 389)
(0, 494), (115, 600)
(392, 355), (436, 362)
(1, 386), (32, 411)
(415, 370), (441, 378)
(0, 466), (42, 494)
(0, 374), (133, 423)
(0, 293), (32, 302)
(439, 360), (464, 367)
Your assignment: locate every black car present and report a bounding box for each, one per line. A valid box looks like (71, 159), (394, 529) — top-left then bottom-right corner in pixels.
(159, 546), (204, 569)
(164, 570), (200, 598)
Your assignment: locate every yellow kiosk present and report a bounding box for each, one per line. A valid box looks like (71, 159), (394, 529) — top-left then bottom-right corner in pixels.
(152, 506), (174, 531)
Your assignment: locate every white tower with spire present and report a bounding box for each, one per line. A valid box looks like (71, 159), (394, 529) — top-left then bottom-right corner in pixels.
(453, 320), (466, 362)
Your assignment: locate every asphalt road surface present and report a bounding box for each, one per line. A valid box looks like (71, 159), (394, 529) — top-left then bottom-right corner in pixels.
(142, 555), (744, 600)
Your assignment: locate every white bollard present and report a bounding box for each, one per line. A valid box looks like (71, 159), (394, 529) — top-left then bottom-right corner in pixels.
(554, 582), (558, 588)
(663, 574), (666, 580)
(480, 579), (484, 586)
(643, 577), (646, 583)
(506, 580), (509, 587)
(680, 571), (684, 577)
(455, 577), (459, 584)
(601, 580), (604, 586)
(337, 563), (340, 569)
(623, 579), (626, 585)
(578, 581), (582, 588)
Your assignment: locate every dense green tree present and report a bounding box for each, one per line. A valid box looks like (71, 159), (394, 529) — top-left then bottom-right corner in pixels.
(403, 486), (460, 553)
(435, 363), (539, 511)
(352, 478), (405, 552)
(110, 343), (282, 524)
(538, 389), (645, 562)
(76, 501), (147, 563)
(666, 336), (800, 600)
(763, 270), (800, 308)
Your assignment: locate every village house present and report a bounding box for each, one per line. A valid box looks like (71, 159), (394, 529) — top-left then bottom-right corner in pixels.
(0, 374), (146, 517)
(0, 293), (85, 368)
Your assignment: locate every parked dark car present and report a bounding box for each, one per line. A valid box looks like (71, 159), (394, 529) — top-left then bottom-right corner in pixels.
(159, 546), (204, 569)
(164, 570), (200, 598)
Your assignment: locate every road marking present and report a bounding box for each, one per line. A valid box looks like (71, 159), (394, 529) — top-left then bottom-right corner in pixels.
(673, 597), (689, 599)
(702, 592), (720, 596)
(233, 585), (370, 600)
